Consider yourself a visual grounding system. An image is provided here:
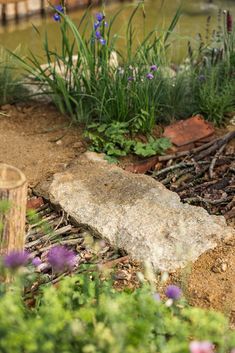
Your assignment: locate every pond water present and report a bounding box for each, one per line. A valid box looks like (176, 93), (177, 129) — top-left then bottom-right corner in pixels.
(0, 0), (235, 63)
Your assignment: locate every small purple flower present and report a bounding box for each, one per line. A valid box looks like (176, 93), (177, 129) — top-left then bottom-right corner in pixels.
(128, 76), (134, 82)
(165, 285), (181, 300)
(146, 73), (154, 80)
(95, 31), (102, 40)
(94, 21), (100, 31)
(4, 251), (29, 270)
(189, 341), (214, 353)
(47, 245), (77, 273)
(150, 65), (158, 72)
(96, 12), (105, 22)
(53, 5), (64, 22)
(100, 38), (106, 45)
(32, 257), (42, 267)
(153, 293), (161, 302)
(53, 13), (61, 22)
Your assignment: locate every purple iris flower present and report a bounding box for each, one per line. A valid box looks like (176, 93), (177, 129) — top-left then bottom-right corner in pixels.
(95, 30), (102, 40)
(165, 285), (181, 300)
(96, 12), (104, 22)
(150, 65), (158, 72)
(146, 73), (154, 80)
(53, 13), (61, 22)
(94, 21), (100, 30)
(47, 245), (77, 273)
(4, 251), (29, 270)
(100, 38), (106, 45)
(53, 5), (64, 22)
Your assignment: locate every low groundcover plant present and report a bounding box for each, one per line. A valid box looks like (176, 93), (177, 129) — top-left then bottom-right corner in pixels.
(0, 249), (235, 353)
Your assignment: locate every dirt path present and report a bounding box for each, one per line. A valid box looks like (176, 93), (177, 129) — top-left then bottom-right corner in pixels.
(0, 101), (234, 323)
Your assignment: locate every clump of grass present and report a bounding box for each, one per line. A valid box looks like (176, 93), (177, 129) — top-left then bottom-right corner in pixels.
(11, 3), (181, 129)
(10, 3), (235, 132)
(186, 10), (235, 125)
(0, 48), (28, 106)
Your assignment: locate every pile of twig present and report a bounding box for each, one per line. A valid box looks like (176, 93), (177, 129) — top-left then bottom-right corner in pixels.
(151, 131), (235, 221)
(25, 202), (138, 291)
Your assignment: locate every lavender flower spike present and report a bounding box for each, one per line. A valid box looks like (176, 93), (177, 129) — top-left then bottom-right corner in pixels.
(4, 251), (29, 270)
(189, 341), (214, 353)
(95, 31), (102, 40)
(47, 245), (77, 273)
(165, 284), (181, 300)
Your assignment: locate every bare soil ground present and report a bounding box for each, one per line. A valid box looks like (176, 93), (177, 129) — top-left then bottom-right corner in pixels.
(0, 102), (234, 323)
(0, 102), (86, 187)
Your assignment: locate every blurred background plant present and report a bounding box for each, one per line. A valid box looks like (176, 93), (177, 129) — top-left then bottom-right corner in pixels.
(0, 48), (28, 106)
(185, 9), (235, 125)
(0, 250), (235, 353)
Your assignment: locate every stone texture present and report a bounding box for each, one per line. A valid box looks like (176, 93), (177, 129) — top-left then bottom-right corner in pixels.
(45, 152), (235, 272)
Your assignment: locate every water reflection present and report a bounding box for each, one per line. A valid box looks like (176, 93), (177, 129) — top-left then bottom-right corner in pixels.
(0, 0), (234, 62)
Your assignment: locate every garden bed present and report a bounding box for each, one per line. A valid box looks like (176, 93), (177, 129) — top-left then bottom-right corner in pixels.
(1, 101), (234, 323)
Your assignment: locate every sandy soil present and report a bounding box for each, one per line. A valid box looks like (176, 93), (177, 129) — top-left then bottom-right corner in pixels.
(0, 102), (86, 187)
(0, 101), (234, 323)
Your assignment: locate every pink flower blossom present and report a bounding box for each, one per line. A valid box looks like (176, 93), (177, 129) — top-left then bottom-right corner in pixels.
(189, 341), (214, 353)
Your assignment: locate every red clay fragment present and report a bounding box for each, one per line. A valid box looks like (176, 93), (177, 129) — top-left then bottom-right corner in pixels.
(163, 115), (214, 147)
(27, 197), (44, 210)
(124, 156), (158, 174)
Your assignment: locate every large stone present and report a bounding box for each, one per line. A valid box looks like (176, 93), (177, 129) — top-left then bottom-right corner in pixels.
(45, 152), (234, 272)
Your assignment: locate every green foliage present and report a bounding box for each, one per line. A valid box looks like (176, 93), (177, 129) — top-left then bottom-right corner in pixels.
(8, 5), (235, 128)
(185, 12), (235, 125)
(84, 122), (171, 160)
(0, 48), (28, 106)
(197, 69), (235, 125)
(11, 4), (181, 129)
(0, 273), (234, 353)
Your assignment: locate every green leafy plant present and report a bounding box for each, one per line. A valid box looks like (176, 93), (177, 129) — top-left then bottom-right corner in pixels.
(84, 121), (171, 160)
(0, 270), (234, 353)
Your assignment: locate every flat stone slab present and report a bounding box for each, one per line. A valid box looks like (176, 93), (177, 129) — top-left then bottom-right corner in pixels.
(44, 152), (235, 272)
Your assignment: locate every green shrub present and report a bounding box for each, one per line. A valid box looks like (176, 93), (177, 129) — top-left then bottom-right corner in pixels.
(0, 272), (234, 353)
